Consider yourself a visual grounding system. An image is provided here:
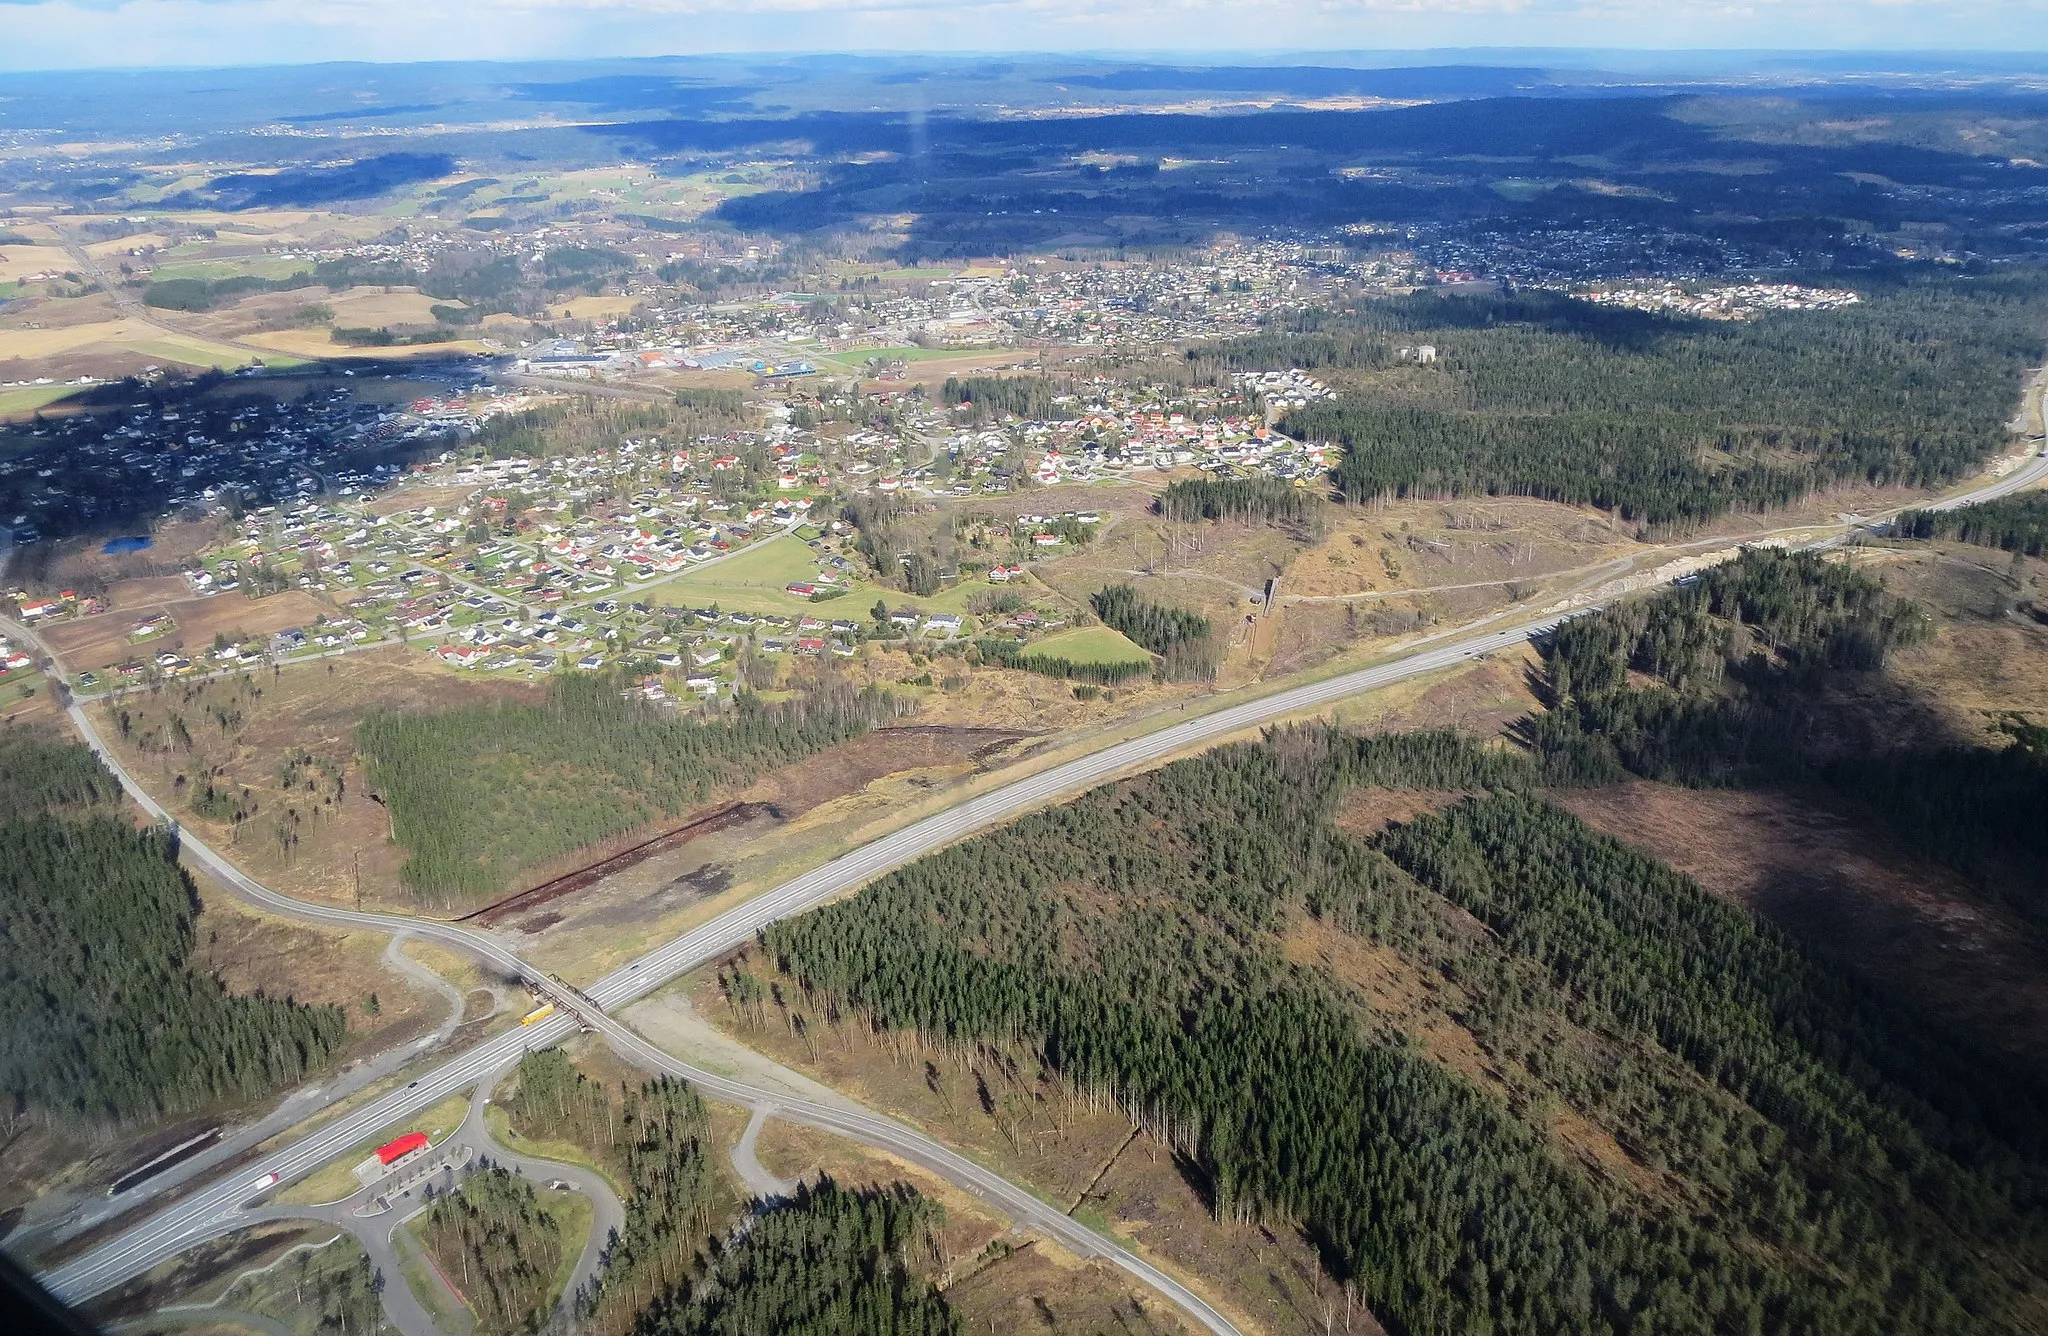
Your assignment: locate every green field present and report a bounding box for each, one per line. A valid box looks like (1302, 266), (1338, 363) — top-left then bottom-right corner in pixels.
(814, 344), (970, 371)
(1025, 625), (1152, 666)
(125, 332), (308, 371)
(0, 383), (84, 419)
(278, 1092), (470, 1206)
(147, 256), (315, 283)
(648, 535), (839, 614)
(646, 535), (996, 617)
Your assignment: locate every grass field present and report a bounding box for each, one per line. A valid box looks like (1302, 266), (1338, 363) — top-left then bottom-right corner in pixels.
(483, 1105), (619, 1188)
(129, 332), (305, 370)
(813, 344), (968, 371)
(277, 1092), (469, 1206)
(0, 383), (84, 418)
(1024, 625), (1152, 665)
(146, 256), (312, 283)
(647, 535), (834, 614)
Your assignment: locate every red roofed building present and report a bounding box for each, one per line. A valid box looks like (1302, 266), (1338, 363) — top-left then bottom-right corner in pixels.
(375, 1132), (429, 1166)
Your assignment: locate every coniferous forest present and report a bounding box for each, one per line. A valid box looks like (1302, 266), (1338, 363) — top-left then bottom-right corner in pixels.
(630, 1178), (959, 1336)
(761, 717), (2048, 1336)
(0, 731), (346, 1123)
(356, 675), (907, 905)
(1091, 584), (1220, 681)
(1212, 278), (2048, 526)
(500, 1051), (961, 1336)
(1902, 493), (2048, 557)
(419, 1165), (567, 1334)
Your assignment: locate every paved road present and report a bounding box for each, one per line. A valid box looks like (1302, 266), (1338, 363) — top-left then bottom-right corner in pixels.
(32, 441), (2048, 1327)
(36, 599), (1571, 1330)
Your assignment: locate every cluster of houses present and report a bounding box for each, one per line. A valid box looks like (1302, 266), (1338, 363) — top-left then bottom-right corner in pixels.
(1570, 282), (1863, 320)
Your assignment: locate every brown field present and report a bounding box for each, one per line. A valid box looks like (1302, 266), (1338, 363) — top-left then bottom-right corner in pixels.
(0, 289), (125, 331)
(89, 644), (539, 913)
(0, 316), (164, 361)
(240, 328), (489, 360)
(191, 870), (445, 1061)
(1556, 779), (2048, 1062)
(1863, 545), (2048, 737)
(40, 588), (332, 676)
(548, 294), (642, 321)
(0, 243), (79, 281)
(362, 482), (478, 517)
(83, 233), (176, 258)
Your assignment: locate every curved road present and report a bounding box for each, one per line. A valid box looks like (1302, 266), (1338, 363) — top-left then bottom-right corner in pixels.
(32, 440), (2048, 1329)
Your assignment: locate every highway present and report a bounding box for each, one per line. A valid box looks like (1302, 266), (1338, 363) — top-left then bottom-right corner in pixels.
(30, 434), (2048, 1327)
(36, 604), (1566, 1328)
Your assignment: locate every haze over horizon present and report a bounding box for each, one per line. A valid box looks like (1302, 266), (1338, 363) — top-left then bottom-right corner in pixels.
(0, 0), (2045, 75)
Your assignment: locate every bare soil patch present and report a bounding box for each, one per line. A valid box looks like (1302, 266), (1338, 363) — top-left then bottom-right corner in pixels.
(42, 589), (331, 676)
(92, 645), (537, 912)
(947, 1237), (1196, 1335)
(1554, 780), (2048, 1062)
(1330, 788), (1472, 838)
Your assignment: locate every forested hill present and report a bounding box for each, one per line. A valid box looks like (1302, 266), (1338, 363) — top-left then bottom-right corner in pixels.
(1197, 276), (2048, 526)
(761, 725), (2048, 1336)
(1530, 546), (2048, 933)
(0, 730), (346, 1122)
(356, 675), (908, 906)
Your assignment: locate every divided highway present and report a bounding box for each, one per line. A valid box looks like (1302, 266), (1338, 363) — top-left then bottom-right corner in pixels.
(32, 438), (2048, 1326)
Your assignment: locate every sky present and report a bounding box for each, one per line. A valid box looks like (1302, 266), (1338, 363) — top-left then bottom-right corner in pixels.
(0, 0), (2043, 73)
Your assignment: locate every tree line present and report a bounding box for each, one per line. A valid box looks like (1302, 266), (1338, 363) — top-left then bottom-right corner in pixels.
(1091, 584), (1219, 681)
(503, 1050), (961, 1336)
(1214, 279), (2048, 527)
(356, 675), (909, 906)
(1900, 494), (2048, 557)
(759, 725), (2046, 1335)
(0, 732), (346, 1124)
(504, 1052), (727, 1336)
(1157, 476), (1321, 528)
(0, 729), (120, 811)
(939, 375), (1073, 425)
